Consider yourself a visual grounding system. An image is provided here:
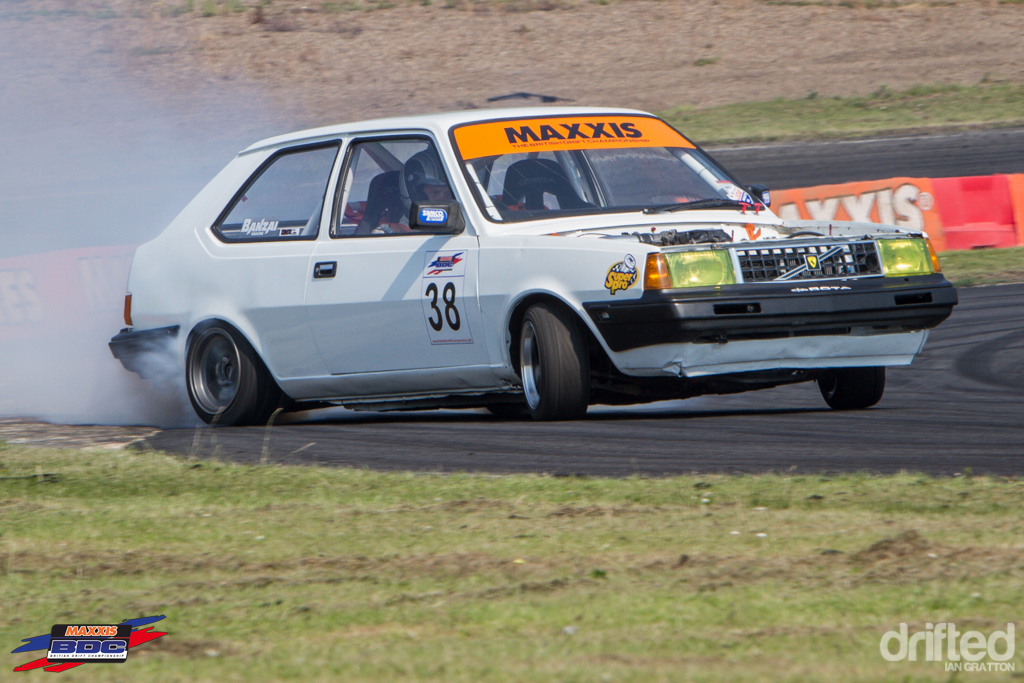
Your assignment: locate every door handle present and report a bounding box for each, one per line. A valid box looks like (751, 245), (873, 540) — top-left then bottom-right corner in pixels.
(313, 261), (336, 279)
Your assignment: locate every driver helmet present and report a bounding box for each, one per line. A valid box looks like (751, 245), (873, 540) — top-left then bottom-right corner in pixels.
(399, 149), (448, 209)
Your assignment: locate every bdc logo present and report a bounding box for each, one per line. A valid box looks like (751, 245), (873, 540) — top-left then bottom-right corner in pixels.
(48, 625), (131, 662)
(12, 615), (167, 673)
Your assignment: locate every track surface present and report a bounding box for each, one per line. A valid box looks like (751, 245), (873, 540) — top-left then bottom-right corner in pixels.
(709, 128), (1024, 189)
(143, 283), (1024, 477)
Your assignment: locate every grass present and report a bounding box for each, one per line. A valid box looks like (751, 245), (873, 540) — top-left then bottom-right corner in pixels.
(939, 246), (1024, 286)
(3, 443), (1024, 681)
(660, 82), (1024, 145)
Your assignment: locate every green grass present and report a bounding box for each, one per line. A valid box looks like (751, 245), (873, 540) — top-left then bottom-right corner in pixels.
(660, 83), (1024, 145)
(4, 443), (1024, 681)
(939, 246), (1024, 286)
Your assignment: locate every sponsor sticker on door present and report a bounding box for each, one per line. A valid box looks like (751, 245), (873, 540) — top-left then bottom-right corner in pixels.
(421, 251), (473, 344)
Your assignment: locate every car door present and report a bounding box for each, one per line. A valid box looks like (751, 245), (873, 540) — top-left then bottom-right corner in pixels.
(304, 135), (490, 383)
(206, 141), (341, 381)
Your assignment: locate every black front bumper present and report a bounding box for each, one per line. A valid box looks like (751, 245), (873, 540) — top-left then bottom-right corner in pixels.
(109, 326), (179, 378)
(583, 274), (957, 352)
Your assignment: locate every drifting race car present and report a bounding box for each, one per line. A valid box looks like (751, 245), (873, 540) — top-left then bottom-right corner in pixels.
(109, 107), (957, 425)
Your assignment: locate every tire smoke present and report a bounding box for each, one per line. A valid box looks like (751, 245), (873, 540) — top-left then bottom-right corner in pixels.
(0, 18), (287, 427)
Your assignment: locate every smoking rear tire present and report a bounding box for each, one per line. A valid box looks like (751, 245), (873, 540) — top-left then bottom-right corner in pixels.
(818, 367), (885, 410)
(519, 303), (590, 421)
(186, 322), (282, 426)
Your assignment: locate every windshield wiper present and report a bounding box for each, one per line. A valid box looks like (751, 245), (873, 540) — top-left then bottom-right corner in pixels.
(642, 198), (752, 214)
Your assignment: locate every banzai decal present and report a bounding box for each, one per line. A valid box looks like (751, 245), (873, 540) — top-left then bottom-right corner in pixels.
(421, 251), (473, 344)
(605, 254), (638, 295)
(240, 218), (280, 235)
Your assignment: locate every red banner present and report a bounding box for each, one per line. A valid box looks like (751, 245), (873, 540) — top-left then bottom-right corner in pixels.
(0, 245), (137, 343)
(771, 174), (1024, 252)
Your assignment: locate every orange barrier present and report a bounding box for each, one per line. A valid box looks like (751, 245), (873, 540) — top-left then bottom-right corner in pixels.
(770, 178), (947, 251)
(1009, 174), (1024, 249)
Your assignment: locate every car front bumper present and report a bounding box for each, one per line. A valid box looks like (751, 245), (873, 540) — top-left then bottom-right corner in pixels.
(583, 274), (956, 377)
(108, 326), (179, 378)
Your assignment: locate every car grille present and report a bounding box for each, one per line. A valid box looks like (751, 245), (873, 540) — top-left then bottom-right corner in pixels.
(734, 241), (882, 282)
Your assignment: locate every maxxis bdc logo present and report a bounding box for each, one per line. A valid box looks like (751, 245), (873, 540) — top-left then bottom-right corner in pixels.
(12, 615), (167, 673)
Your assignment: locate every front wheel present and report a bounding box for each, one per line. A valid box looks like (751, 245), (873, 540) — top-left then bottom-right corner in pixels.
(817, 367), (885, 410)
(186, 322), (281, 426)
(519, 303), (590, 421)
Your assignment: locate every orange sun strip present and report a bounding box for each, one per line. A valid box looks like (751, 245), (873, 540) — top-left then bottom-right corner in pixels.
(453, 116), (695, 160)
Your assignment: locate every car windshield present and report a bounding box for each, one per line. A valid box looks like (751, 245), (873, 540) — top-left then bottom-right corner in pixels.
(452, 115), (753, 223)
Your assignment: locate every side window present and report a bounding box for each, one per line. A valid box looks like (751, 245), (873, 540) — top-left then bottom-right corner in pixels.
(333, 138), (454, 237)
(215, 143), (340, 242)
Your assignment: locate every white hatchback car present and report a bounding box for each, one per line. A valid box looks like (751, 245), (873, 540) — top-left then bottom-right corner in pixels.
(110, 107), (957, 424)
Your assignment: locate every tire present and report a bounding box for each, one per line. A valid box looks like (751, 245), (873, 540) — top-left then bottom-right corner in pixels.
(817, 367), (885, 410)
(186, 322), (282, 426)
(519, 303), (590, 421)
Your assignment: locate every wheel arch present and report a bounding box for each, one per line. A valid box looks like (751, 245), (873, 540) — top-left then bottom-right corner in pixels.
(185, 317), (283, 393)
(504, 292), (614, 379)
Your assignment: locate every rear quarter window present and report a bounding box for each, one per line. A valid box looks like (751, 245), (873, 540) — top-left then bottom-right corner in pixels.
(215, 143), (340, 242)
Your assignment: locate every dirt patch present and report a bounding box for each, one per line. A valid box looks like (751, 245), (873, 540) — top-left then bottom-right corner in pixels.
(9, 537), (1024, 590)
(851, 529), (929, 562)
(130, 636), (236, 659)
(0, 419), (158, 451)
(3, 0), (1023, 131)
(547, 504), (656, 517)
(2, 549), (558, 580)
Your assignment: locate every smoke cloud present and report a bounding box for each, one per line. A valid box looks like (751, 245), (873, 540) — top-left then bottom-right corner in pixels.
(0, 16), (289, 427)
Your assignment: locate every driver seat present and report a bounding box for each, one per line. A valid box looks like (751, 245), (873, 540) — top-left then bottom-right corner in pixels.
(501, 159), (590, 211)
(356, 171), (404, 235)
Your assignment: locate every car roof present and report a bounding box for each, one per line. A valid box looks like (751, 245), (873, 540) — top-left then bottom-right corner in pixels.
(241, 106), (651, 154)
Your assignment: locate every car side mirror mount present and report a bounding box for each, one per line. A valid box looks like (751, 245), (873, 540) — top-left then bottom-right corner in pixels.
(748, 184), (771, 208)
(409, 202), (466, 234)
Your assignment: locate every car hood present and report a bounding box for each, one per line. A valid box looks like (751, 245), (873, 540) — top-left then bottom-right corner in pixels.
(481, 212), (929, 246)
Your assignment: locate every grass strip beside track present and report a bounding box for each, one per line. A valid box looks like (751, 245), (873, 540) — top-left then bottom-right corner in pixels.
(939, 246), (1024, 287)
(660, 83), (1024, 145)
(3, 443), (1024, 681)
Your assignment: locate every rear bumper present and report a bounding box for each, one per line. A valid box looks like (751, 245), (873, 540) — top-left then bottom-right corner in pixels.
(583, 274), (957, 352)
(108, 326), (179, 378)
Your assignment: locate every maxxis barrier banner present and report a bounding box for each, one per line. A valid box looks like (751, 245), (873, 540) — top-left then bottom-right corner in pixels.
(771, 174), (1024, 253)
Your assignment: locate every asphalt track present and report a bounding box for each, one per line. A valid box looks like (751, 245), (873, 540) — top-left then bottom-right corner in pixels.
(142, 283), (1024, 477)
(709, 127), (1024, 189)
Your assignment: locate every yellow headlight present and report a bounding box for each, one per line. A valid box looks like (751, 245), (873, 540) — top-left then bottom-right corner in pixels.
(665, 250), (736, 288)
(877, 239), (934, 277)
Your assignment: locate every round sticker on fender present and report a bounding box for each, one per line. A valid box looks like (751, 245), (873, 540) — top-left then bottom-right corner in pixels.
(605, 255), (638, 295)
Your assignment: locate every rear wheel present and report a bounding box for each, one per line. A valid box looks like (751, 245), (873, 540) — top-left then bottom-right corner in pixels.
(817, 367), (885, 410)
(519, 303), (590, 421)
(186, 322), (281, 426)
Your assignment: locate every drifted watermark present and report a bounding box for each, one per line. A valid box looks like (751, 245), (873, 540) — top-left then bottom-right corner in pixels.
(880, 623), (1015, 672)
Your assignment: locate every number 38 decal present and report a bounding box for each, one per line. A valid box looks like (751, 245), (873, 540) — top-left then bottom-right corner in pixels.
(421, 250), (474, 345)
(425, 282), (460, 331)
